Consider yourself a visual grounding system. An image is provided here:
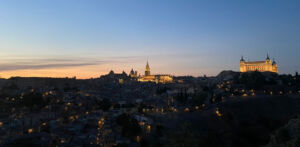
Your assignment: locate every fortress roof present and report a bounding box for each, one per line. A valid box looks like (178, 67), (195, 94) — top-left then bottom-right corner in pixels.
(243, 61), (266, 64)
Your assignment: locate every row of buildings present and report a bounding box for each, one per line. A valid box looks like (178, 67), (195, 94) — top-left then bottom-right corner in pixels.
(104, 54), (279, 84)
(134, 61), (173, 83)
(107, 61), (174, 84)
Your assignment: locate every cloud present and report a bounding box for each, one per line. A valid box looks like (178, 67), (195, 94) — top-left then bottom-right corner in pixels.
(0, 55), (144, 71)
(0, 63), (99, 71)
(0, 57), (102, 71)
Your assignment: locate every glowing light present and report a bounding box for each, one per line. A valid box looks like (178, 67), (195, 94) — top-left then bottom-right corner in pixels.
(174, 108), (178, 112)
(98, 118), (104, 126)
(0, 122), (3, 127)
(216, 108), (222, 117)
(28, 128), (34, 133)
(119, 79), (124, 84)
(136, 136), (141, 142)
(184, 108), (190, 112)
(147, 125), (151, 133)
(139, 121), (145, 126)
(61, 138), (66, 144)
(216, 110), (222, 117)
(69, 116), (75, 121)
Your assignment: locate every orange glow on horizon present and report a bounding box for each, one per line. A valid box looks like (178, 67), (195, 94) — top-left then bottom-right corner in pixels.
(0, 62), (214, 79)
(0, 65), (108, 79)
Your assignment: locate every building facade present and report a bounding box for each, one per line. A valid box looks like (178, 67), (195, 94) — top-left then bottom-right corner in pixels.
(129, 69), (138, 78)
(138, 61), (173, 83)
(240, 55), (278, 73)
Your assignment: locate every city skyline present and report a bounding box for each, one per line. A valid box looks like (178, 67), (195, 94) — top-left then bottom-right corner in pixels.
(0, 53), (284, 79)
(0, 1), (300, 146)
(1, 0), (300, 78)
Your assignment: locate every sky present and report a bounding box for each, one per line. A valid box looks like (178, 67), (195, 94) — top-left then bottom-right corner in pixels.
(0, 0), (299, 79)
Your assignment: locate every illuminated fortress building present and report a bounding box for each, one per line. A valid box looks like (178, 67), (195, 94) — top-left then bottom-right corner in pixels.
(240, 54), (278, 73)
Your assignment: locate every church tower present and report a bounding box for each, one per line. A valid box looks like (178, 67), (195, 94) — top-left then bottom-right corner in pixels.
(145, 61), (150, 76)
(266, 54), (271, 63)
(272, 58), (278, 73)
(240, 56), (246, 72)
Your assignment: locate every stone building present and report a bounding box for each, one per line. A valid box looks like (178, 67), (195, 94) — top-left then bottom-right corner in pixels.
(240, 54), (278, 73)
(138, 61), (173, 83)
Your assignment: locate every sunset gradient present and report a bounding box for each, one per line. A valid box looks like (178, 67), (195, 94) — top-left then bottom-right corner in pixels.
(0, 0), (299, 78)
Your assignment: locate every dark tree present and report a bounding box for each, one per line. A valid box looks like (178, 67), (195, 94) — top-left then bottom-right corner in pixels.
(98, 98), (112, 111)
(116, 113), (142, 138)
(239, 71), (267, 90)
(22, 91), (45, 110)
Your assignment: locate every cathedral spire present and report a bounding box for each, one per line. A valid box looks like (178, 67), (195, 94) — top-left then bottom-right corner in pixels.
(145, 60), (150, 76)
(146, 60), (149, 68)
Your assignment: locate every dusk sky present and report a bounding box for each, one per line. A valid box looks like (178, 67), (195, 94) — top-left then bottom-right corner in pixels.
(0, 0), (299, 79)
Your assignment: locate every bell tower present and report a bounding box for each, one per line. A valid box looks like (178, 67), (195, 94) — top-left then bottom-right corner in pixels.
(145, 61), (150, 76)
(240, 56), (246, 72)
(266, 54), (271, 63)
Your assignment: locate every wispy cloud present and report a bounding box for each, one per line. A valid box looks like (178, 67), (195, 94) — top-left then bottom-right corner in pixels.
(0, 55), (144, 72)
(0, 63), (99, 71)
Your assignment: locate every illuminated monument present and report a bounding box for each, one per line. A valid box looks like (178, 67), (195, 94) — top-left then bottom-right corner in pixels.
(240, 54), (278, 73)
(145, 61), (150, 76)
(138, 61), (173, 83)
